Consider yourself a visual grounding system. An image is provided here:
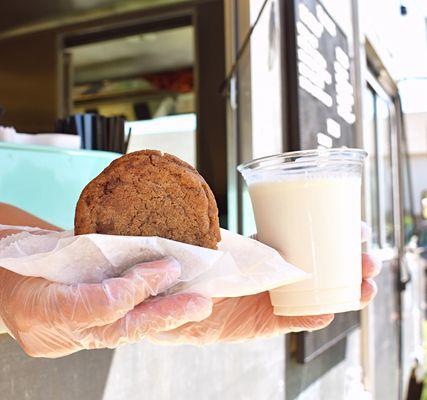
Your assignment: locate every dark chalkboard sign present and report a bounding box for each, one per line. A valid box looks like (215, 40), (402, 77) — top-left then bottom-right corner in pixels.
(281, 0), (359, 364)
(283, 0), (356, 151)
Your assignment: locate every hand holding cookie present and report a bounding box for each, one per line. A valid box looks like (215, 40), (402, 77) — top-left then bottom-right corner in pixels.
(0, 150), (379, 357)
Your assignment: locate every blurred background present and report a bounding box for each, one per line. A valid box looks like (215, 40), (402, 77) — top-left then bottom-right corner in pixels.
(0, 0), (426, 399)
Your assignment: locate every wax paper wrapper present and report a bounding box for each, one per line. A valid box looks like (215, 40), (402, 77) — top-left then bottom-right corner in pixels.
(0, 225), (308, 298)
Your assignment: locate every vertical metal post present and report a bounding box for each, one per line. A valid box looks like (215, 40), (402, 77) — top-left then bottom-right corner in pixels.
(224, 0), (252, 234)
(350, 0), (376, 395)
(194, 0), (228, 228)
(224, 0), (239, 233)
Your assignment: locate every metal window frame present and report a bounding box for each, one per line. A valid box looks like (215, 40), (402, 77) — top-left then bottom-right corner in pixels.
(365, 71), (399, 250)
(364, 83), (381, 248)
(362, 41), (412, 400)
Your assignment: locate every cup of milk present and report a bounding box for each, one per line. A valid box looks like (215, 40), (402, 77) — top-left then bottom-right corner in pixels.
(238, 148), (367, 316)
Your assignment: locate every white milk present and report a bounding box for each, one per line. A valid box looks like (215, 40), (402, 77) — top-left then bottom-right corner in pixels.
(248, 174), (362, 316)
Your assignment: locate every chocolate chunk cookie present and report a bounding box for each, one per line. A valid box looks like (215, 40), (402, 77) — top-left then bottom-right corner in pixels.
(74, 150), (221, 249)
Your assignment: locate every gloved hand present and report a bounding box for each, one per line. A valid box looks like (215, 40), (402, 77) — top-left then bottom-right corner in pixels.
(148, 224), (381, 345)
(0, 257), (212, 358)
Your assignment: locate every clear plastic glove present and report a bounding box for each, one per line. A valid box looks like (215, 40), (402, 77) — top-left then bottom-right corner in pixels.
(0, 257), (212, 358)
(148, 224), (381, 345)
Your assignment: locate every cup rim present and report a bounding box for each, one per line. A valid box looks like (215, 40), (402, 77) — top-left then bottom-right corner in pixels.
(237, 148), (367, 173)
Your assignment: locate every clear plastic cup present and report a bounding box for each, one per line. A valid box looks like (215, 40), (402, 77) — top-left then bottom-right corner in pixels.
(238, 148), (367, 316)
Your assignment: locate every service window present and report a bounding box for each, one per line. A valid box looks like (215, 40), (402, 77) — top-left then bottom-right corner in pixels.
(376, 96), (395, 247)
(364, 85), (380, 248)
(364, 82), (395, 249)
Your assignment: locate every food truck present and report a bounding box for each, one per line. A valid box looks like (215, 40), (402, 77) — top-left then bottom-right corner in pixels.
(0, 0), (425, 399)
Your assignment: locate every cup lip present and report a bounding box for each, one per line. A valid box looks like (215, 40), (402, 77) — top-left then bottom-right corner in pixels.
(237, 147), (367, 173)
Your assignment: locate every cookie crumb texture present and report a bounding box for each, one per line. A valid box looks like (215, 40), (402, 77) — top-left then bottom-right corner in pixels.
(74, 150), (221, 249)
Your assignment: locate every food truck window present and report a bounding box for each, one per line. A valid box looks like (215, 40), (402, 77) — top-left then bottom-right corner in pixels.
(61, 1), (228, 227)
(364, 85), (380, 247)
(376, 96), (395, 247)
(364, 82), (395, 249)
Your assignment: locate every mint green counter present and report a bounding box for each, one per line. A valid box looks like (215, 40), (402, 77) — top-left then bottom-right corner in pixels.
(0, 142), (120, 229)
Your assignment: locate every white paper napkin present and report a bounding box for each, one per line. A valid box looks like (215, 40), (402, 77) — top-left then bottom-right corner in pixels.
(0, 225), (308, 298)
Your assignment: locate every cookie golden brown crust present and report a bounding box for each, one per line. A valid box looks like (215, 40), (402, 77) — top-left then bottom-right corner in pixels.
(74, 150), (221, 249)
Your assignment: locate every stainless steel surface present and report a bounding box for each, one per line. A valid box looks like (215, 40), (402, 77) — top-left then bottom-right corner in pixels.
(401, 249), (425, 397)
(286, 330), (363, 399)
(0, 334), (285, 400)
(373, 260), (400, 400)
